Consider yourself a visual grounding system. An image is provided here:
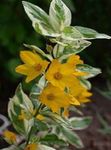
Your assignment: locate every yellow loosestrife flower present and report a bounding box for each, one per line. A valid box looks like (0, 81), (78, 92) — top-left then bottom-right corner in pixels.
(69, 78), (92, 103)
(39, 84), (80, 113)
(67, 55), (83, 67)
(67, 55), (87, 76)
(16, 51), (49, 83)
(25, 144), (38, 150)
(46, 59), (77, 90)
(3, 130), (17, 144)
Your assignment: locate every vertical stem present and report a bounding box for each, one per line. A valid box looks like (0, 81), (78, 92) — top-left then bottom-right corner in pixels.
(25, 103), (43, 147)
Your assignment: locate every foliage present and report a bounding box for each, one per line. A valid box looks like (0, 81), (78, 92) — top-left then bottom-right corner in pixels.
(1, 0), (111, 150)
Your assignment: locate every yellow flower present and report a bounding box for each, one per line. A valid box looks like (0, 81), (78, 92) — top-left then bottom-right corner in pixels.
(39, 84), (80, 113)
(69, 78), (92, 103)
(25, 144), (38, 150)
(67, 55), (87, 76)
(67, 55), (83, 67)
(36, 114), (45, 120)
(3, 130), (17, 144)
(46, 59), (77, 90)
(16, 51), (49, 83)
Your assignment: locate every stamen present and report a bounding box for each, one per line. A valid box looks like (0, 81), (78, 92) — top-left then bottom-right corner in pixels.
(54, 72), (62, 80)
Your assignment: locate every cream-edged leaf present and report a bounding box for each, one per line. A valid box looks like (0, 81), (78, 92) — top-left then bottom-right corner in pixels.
(49, 0), (72, 31)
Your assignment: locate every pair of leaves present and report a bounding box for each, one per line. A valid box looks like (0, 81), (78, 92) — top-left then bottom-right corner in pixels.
(23, 0), (71, 37)
(8, 84), (34, 136)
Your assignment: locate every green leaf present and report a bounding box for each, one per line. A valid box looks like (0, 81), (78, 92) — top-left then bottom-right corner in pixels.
(61, 126), (84, 148)
(34, 119), (48, 131)
(22, 1), (60, 37)
(78, 77), (92, 90)
(30, 76), (46, 100)
(77, 64), (101, 79)
(75, 26), (111, 39)
(69, 117), (92, 130)
(59, 40), (91, 60)
(62, 26), (83, 40)
(41, 111), (71, 128)
(8, 84), (34, 135)
(49, 0), (72, 31)
(41, 134), (67, 146)
(38, 144), (56, 150)
(69, 106), (83, 115)
(63, 0), (75, 12)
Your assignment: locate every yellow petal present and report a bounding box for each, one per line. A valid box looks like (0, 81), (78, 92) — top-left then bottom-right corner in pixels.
(69, 95), (80, 105)
(61, 64), (74, 75)
(81, 91), (92, 97)
(67, 55), (83, 66)
(73, 71), (88, 76)
(36, 114), (45, 120)
(79, 98), (91, 103)
(25, 69), (40, 83)
(20, 51), (42, 65)
(15, 64), (29, 75)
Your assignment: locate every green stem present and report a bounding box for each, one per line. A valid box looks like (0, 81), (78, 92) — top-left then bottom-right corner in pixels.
(25, 103), (43, 147)
(34, 103), (43, 117)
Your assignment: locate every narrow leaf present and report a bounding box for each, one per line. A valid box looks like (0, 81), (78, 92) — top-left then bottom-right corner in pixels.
(77, 64), (101, 79)
(69, 117), (92, 130)
(75, 26), (111, 39)
(61, 126), (84, 148)
(62, 26), (83, 40)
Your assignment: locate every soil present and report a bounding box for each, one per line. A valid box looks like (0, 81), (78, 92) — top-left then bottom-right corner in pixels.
(0, 89), (111, 150)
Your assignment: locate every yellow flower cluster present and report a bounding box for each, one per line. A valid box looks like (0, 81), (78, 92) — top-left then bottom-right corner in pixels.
(16, 51), (92, 116)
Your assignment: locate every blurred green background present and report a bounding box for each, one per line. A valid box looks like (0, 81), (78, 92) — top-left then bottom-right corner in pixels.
(0, 0), (111, 113)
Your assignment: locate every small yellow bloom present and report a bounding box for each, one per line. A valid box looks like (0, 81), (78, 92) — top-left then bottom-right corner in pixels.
(3, 130), (17, 144)
(25, 143), (38, 150)
(39, 84), (80, 113)
(67, 55), (87, 76)
(36, 114), (45, 120)
(16, 51), (49, 83)
(67, 55), (83, 67)
(69, 78), (92, 103)
(46, 59), (78, 90)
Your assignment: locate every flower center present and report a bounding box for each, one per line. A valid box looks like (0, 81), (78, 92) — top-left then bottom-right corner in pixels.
(54, 72), (62, 80)
(47, 93), (55, 100)
(35, 64), (42, 71)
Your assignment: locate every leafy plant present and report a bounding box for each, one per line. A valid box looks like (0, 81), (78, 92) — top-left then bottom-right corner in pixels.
(1, 0), (111, 149)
